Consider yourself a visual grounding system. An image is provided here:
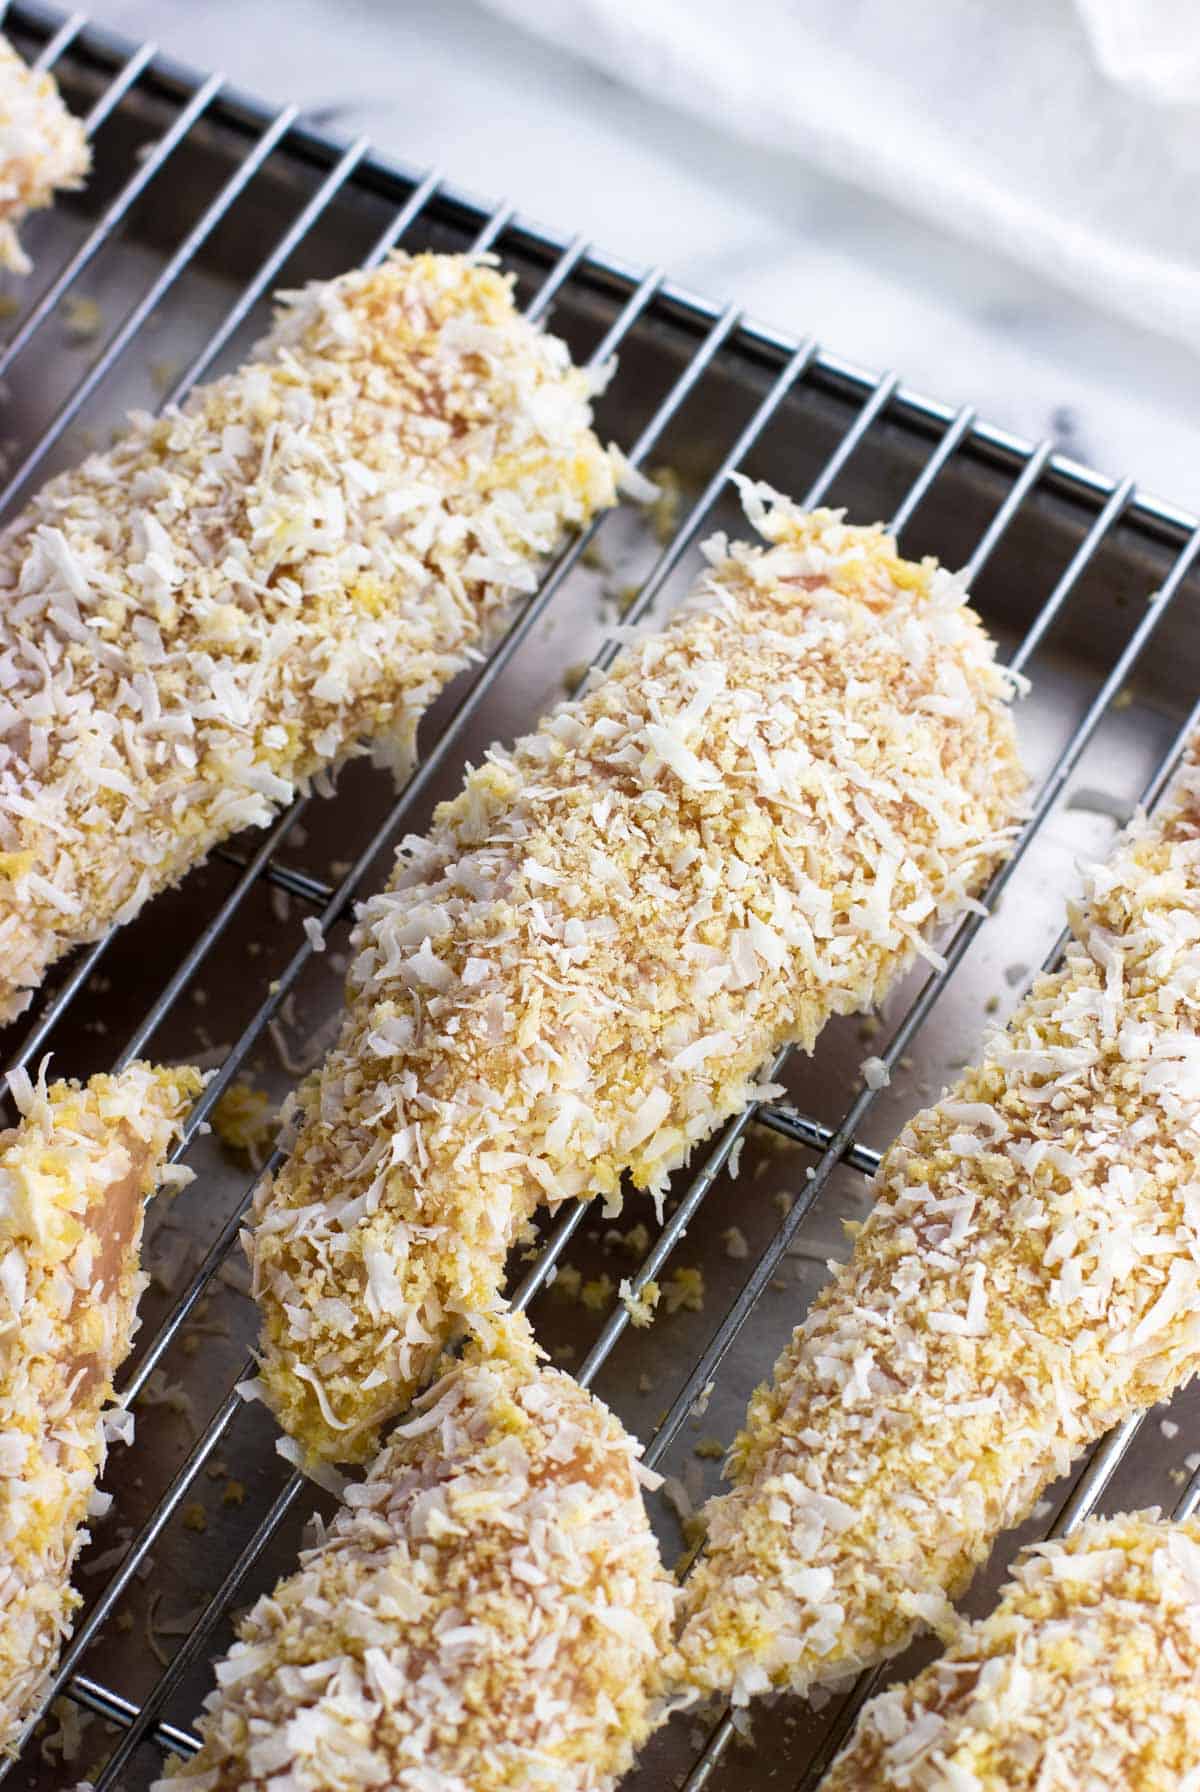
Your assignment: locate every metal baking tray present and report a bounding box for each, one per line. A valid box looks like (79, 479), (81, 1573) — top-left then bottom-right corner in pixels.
(2, 6), (1199, 1786)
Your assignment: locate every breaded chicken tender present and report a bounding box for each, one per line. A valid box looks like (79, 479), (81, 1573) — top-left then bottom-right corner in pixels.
(248, 483), (1026, 1466)
(0, 251), (616, 1021)
(674, 740), (1200, 1703)
(823, 1513), (1200, 1791)
(0, 35), (88, 274)
(161, 1315), (676, 1792)
(0, 1059), (200, 1749)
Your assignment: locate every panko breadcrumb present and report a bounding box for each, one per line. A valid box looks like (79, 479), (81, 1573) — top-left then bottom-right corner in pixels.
(674, 741), (1200, 1703)
(824, 1513), (1200, 1790)
(249, 483), (1025, 1465)
(0, 1060), (200, 1750)
(210, 1079), (277, 1160)
(161, 1315), (676, 1792)
(0, 251), (616, 1022)
(0, 36), (88, 275)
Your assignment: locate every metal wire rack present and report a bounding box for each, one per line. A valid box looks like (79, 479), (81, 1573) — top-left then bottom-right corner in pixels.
(3, 4), (1200, 1786)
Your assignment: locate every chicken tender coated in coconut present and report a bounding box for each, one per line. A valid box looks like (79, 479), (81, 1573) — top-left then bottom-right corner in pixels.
(0, 250), (616, 1023)
(248, 481), (1026, 1467)
(0, 1060), (200, 1751)
(673, 739), (1200, 1704)
(824, 1513), (1200, 1792)
(160, 1316), (677, 1792)
(0, 35), (88, 275)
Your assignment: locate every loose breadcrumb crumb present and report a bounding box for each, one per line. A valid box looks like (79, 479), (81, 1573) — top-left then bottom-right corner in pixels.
(581, 1273), (616, 1313)
(210, 1078), (277, 1157)
(664, 1266), (705, 1315)
(645, 464), (682, 544)
(550, 1263), (582, 1302)
(620, 1277), (661, 1328)
(62, 294), (102, 341)
(605, 1220), (651, 1259)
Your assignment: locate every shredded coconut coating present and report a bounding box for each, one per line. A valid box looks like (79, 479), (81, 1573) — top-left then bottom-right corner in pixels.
(248, 482), (1025, 1465)
(161, 1315), (676, 1792)
(673, 744), (1200, 1704)
(0, 1059), (200, 1751)
(0, 36), (87, 276)
(0, 251), (616, 1022)
(823, 1513), (1200, 1790)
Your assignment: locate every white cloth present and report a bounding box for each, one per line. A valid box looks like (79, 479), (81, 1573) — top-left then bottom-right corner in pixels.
(479, 0), (1200, 351)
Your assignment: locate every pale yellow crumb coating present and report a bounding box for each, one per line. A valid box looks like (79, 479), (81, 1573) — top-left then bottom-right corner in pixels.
(0, 251), (616, 1022)
(824, 1513), (1200, 1791)
(0, 35), (88, 275)
(160, 1315), (677, 1792)
(673, 744), (1200, 1703)
(0, 1059), (201, 1750)
(249, 482), (1025, 1466)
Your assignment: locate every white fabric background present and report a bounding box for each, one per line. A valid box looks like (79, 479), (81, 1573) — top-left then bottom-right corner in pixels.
(82, 0), (1200, 502)
(480, 0), (1200, 353)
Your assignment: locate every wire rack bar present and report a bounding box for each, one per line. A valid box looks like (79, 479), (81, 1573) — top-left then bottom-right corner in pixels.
(78, 36), (154, 133)
(69, 1677), (195, 1757)
(29, 6), (79, 67)
(887, 402), (975, 538)
(211, 846), (332, 907)
(753, 1104), (882, 1177)
(1175, 1457), (1200, 1523)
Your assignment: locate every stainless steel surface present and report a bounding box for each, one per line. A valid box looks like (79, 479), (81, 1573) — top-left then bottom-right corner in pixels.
(1, 5), (1199, 1785)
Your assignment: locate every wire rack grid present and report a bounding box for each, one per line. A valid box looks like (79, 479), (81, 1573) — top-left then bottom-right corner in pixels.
(2, 5), (1200, 1787)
